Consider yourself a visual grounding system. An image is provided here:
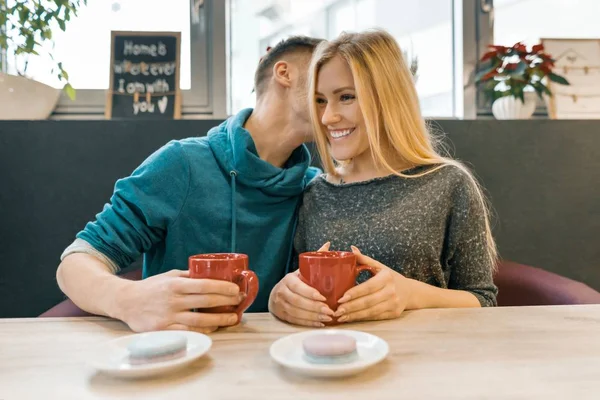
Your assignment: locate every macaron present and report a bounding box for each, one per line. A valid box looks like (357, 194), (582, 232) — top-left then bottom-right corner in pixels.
(127, 332), (188, 365)
(302, 333), (359, 364)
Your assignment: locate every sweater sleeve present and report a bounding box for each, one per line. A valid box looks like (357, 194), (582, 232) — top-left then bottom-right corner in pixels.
(445, 169), (498, 307)
(74, 140), (190, 270)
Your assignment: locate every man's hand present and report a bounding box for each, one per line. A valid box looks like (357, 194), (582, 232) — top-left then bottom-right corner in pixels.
(117, 269), (245, 333)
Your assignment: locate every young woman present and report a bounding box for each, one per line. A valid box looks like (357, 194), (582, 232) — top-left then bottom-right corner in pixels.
(268, 29), (498, 328)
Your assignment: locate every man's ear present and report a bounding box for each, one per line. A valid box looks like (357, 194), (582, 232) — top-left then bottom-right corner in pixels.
(272, 60), (292, 88)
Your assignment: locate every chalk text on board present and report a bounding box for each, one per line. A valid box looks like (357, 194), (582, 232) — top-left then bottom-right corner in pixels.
(133, 96), (169, 115)
(113, 61), (176, 76)
(123, 40), (168, 57)
(117, 78), (169, 94)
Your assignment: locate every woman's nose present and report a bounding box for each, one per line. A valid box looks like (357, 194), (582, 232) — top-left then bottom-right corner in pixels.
(321, 104), (341, 125)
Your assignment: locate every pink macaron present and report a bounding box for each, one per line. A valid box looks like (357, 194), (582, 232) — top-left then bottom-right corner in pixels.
(302, 332), (359, 364)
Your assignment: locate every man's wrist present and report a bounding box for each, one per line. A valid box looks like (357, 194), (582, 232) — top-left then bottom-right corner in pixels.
(104, 276), (134, 322)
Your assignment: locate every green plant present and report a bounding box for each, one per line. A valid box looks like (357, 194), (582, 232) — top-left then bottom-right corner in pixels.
(402, 50), (418, 80)
(0, 0), (88, 100)
(475, 41), (569, 103)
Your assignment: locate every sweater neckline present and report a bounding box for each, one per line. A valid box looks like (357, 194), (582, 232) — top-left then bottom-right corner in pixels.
(321, 165), (436, 188)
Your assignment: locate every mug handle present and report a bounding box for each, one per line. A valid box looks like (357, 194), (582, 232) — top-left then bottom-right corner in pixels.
(355, 264), (377, 284)
(234, 270), (259, 320)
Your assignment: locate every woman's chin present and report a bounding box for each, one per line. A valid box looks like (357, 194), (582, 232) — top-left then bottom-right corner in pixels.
(330, 150), (355, 162)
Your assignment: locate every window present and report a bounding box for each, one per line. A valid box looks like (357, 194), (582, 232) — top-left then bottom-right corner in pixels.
(491, 0), (600, 118)
(494, 0), (600, 46)
(4, 0), (227, 118)
(229, 0), (459, 118)
(7, 0), (192, 90)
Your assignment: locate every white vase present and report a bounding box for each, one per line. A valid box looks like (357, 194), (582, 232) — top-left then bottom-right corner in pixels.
(0, 73), (61, 120)
(491, 93), (537, 120)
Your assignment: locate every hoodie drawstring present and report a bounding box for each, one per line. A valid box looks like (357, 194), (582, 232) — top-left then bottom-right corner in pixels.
(284, 200), (301, 274)
(229, 171), (237, 253)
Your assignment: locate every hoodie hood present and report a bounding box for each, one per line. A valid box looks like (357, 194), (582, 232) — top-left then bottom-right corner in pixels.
(207, 108), (312, 197)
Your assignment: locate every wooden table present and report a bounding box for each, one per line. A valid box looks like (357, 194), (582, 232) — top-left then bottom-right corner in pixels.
(1, 305), (600, 399)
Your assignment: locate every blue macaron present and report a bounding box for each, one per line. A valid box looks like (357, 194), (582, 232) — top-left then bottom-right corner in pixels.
(127, 332), (188, 365)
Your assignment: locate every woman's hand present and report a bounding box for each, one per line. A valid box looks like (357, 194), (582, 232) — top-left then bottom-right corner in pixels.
(268, 243), (335, 327)
(334, 246), (412, 323)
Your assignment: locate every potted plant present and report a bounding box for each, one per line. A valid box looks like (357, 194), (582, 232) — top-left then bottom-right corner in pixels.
(475, 41), (570, 119)
(0, 0), (87, 120)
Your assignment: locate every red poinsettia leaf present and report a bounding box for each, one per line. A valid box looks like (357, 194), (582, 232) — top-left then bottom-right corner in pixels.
(488, 44), (508, 52)
(532, 44), (544, 53)
(511, 41), (526, 51)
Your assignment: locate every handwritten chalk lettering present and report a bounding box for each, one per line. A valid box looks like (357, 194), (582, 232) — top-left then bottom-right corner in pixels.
(119, 79), (170, 94)
(158, 41), (167, 56)
(123, 40), (168, 57)
(113, 61), (176, 76)
(132, 96), (169, 115)
(127, 82), (146, 94)
(158, 96), (168, 113)
(149, 62), (176, 76)
(133, 101), (155, 115)
(148, 79), (169, 93)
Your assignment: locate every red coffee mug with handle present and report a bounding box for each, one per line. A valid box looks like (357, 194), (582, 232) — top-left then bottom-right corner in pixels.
(188, 253), (259, 324)
(298, 251), (377, 325)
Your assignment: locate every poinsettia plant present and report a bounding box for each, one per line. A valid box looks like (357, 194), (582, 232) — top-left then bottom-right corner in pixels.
(475, 41), (570, 103)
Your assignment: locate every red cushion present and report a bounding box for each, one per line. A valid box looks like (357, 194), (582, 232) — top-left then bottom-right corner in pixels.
(495, 260), (600, 306)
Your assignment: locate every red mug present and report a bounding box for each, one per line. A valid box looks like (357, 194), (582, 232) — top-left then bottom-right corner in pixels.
(188, 253), (259, 323)
(299, 251), (376, 325)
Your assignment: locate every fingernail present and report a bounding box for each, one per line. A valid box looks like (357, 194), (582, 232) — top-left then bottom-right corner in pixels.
(319, 314), (332, 322)
(313, 293), (326, 301)
(320, 306), (334, 316)
(314, 322), (325, 327)
(238, 293), (247, 302)
(338, 295), (350, 303)
(228, 315), (238, 324)
(338, 315), (348, 322)
(334, 308), (345, 317)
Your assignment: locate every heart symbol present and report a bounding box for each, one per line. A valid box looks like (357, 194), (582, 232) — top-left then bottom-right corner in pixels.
(158, 96), (168, 114)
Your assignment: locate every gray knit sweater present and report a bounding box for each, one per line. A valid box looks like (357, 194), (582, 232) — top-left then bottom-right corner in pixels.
(293, 165), (498, 307)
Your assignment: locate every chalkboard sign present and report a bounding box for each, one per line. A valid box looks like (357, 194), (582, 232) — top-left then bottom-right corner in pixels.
(106, 31), (182, 119)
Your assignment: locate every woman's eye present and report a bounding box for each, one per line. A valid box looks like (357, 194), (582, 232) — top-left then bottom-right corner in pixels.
(340, 94), (355, 102)
(316, 97), (327, 105)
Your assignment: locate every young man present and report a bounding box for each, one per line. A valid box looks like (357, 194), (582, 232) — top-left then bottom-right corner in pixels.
(56, 36), (323, 333)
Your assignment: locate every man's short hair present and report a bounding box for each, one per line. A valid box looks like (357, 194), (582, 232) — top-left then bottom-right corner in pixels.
(254, 35), (323, 97)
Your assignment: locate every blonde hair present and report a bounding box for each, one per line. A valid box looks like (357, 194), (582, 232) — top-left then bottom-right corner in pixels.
(308, 29), (498, 268)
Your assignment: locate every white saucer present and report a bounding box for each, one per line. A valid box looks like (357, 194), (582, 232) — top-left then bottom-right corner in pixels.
(87, 331), (212, 379)
(269, 329), (389, 378)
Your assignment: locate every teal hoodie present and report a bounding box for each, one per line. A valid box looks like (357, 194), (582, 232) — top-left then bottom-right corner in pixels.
(77, 108), (319, 312)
